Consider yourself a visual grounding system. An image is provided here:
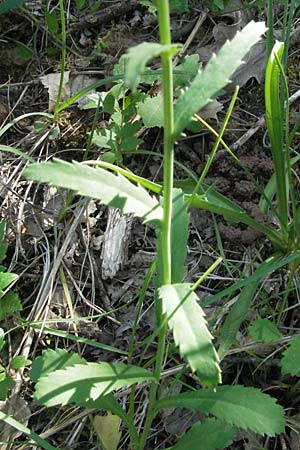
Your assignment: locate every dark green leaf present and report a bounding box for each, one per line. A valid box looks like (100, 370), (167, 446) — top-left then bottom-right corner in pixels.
(45, 10), (58, 34)
(172, 418), (236, 450)
(249, 318), (282, 342)
(0, 371), (14, 400)
(280, 337), (300, 376)
(157, 385), (285, 436)
(0, 0), (27, 14)
(218, 282), (259, 359)
(0, 291), (22, 319)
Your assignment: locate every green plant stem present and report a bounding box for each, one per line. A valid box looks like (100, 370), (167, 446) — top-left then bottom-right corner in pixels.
(54, 0), (66, 121)
(137, 1), (174, 448)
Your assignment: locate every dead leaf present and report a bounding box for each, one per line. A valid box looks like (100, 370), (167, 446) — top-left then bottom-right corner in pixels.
(93, 413), (121, 450)
(70, 74), (98, 109)
(40, 72), (70, 113)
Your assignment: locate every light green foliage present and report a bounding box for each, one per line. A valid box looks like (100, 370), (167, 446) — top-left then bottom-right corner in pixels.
(30, 348), (86, 382)
(137, 96), (164, 128)
(125, 42), (181, 91)
(174, 21), (266, 138)
(249, 318), (282, 342)
(171, 418), (236, 450)
(280, 337), (300, 376)
(23, 160), (163, 225)
(10, 355), (31, 370)
(34, 362), (155, 406)
(87, 85), (145, 161)
(159, 283), (221, 387)
(157, 385), (285, 436)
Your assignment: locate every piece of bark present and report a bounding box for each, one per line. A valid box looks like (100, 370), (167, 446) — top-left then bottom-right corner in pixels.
(101, 207), (132, 279)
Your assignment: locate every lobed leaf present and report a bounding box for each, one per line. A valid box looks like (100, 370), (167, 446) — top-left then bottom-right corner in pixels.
(23, 160), (163, 224)
(30, 348), (86, 382)
(172, 418), (236, 450)
(157, 385), (285, 436)
(159, 283), (221, 387)
(34, 362), (155, 406)
(174, 21), (266, 138)
(249, 318), (282, 343)
(280, 337), (300, 377)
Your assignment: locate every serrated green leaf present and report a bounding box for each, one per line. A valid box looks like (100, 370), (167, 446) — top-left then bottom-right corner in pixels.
(125, 42), (181, 90)
(30, 348), (86, 382)
(157, 385), (285, 436)
(137, 96), (164, 128)
(0, 371), (14, 400)
(10, 355), (31, 370)
(159, 283), (221, 387)
(174, 21), (266, 138)
(0, 272), (17, 292)
(249, 318), (282, 342)
(34, 362), (155, 406)
(280, 337), (300, 376)
(23, 160), (162, 224)
(218, 282), (259, 359)
(0, 291), (22, 319)
(172, 418), (236, 450)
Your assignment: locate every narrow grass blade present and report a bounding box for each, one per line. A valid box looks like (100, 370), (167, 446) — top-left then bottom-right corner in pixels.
(159, 283), (221, 387)
(218, 282), (259, 359)
(202, 252), (300, 307)
(0, 144), (35, 162)
(28, 324), (128, 355)
(0, 113), (53, 139)
(0, 411), (59, 450)
(265, 41), (288, 231)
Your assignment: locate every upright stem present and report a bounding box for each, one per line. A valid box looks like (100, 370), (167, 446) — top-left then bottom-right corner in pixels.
(137, 1), (174, 448)
(54, 0), (66, 121)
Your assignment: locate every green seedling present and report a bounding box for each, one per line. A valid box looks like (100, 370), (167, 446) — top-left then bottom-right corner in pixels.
(21, 2), (286, 448)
